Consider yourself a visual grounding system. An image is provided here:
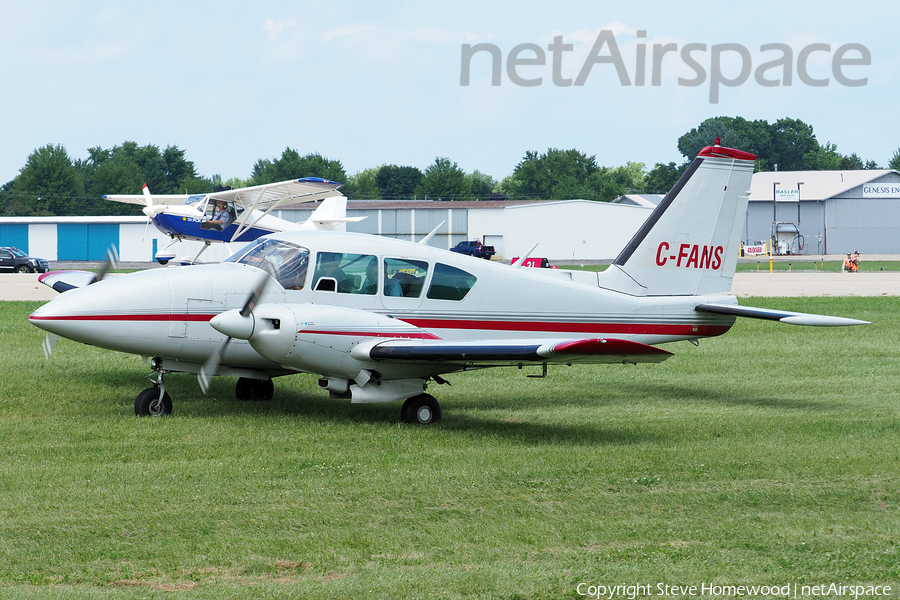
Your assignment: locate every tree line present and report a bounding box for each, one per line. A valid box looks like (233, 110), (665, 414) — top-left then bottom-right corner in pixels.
(3, 116), (899, 217)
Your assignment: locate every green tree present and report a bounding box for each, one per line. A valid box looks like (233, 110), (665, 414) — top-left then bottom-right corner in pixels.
(467, 170), (497, 200)
(889, 149), (900, 171)
(645, 161), (687, 193)
(9, 144), (84, 215)
(375, 165), (423, 199)
(583, 162), (647, 202)
(342, 167), (382, 199)
(839, 153), (864, 170)
(767, 118), (819, 171)
(678, 117), (757, 163)
(252, 148), (347, 185)
(802, 142), (843, 170)
(510, 148), (600, 199)
(678, 116), (822, 172)
(417, 157), (470, 200)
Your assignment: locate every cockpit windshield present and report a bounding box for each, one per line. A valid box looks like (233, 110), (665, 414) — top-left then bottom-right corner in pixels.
(224, 239), (311, 290)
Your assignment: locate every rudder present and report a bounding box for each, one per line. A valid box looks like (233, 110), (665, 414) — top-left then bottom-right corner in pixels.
(598, 143), (756, 296)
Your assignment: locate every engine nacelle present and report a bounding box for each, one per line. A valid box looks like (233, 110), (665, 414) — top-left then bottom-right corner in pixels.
(247, 303), (432, 379)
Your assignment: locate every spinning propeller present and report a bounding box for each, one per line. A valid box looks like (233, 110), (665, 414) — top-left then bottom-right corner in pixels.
(41, 245), (119, 358)
(198, 268), (271, 392)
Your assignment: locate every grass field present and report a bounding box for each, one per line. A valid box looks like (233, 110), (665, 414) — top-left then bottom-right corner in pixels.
(1, 298), (898, 599)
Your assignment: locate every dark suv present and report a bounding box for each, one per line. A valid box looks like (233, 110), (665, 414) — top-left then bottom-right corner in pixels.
(0, 247), (50, 273)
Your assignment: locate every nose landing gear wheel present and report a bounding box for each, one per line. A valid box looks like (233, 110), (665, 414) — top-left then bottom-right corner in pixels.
(135, 387), (173, 416)
(401, 393), (441, 425)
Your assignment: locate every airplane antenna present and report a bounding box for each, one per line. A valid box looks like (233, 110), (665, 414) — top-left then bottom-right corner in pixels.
(418, 221), (446, 245)
(511, 243), (539, 268)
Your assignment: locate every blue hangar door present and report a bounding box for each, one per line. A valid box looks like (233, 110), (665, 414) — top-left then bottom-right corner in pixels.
(57, 223), (119, 260)
(0, 224), (29, 252)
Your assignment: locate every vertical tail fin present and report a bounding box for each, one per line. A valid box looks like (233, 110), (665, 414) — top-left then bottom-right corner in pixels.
(598, 144), (756, 296)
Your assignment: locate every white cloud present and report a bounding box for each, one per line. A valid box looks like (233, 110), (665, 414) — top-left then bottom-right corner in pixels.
(320, 24), (377, 43)
(263, 18), (298, 41)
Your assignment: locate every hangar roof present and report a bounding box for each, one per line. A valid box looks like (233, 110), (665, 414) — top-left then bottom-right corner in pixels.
(749, 170), (899, 201)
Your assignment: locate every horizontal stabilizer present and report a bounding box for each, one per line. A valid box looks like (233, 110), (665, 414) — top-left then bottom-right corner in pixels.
(695, 303), (869, 326)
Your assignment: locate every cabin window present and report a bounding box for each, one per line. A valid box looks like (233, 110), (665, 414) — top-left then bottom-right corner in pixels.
(383, 258), (429, 298)
(224, 239), (310, 290)
(426, 263), (477, 301)
(312, 252), (378, 294)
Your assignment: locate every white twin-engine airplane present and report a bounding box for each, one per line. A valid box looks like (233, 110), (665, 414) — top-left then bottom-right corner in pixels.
(30, 143), (867, 424)
(104, 177), (361, 264)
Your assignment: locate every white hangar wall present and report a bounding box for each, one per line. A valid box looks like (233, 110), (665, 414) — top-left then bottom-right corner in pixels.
(467, 200), (653, 261)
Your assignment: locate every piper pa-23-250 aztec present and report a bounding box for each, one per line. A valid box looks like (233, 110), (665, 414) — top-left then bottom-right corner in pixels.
(30, 142), (867, 425)
(104, 177), (362, 264)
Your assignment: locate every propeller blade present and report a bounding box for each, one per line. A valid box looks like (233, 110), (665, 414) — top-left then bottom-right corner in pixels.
(199, 337), (231, 393)
(91, 245), (120, 285)
(141, 217), (152, 242)
(42, 333), (60, 359)
(199, 269), (271, 392)
(241, 269), (270, 317)
(142, 183), (153, 207)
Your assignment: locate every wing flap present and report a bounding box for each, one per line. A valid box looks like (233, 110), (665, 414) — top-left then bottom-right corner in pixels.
(695, 303), (869, 326)
(366, 337), (673, 365)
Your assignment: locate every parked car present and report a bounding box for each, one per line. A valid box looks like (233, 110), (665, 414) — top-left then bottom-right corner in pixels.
(511, 257), (557, 269)
(0, 247), (50, 273)
(449, 240), (496, 260)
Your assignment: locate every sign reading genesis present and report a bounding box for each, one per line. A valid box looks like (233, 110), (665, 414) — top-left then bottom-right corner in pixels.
(863, 185), (900, 198)
(459, 30), (871, 103)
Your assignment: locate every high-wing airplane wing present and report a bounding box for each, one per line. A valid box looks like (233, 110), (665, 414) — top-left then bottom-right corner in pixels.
(104, 177), (342, 209)
(208, 177), (344, 241)
(352, 337), (674, 366)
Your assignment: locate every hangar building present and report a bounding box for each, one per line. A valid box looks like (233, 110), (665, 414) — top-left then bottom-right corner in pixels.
(4, 167), (899, 262)
(747, 169), (900, 255)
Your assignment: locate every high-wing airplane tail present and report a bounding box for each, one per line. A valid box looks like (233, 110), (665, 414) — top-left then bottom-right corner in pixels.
(299, 196), (365, 232)
(599, 141), (756, 297)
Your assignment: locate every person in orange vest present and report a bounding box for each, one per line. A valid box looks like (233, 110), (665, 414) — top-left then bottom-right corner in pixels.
(852, 251), (860, 272)
(842, 253), (853, 273)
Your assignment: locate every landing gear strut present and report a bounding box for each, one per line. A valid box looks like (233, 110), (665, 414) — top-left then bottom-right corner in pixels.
(400, 393), (441, 425)
(135, 359), (173, 416)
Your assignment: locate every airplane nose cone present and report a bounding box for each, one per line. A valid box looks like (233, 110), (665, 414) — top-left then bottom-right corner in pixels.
(142, 205), (164, 217)
(210, 309), (255, 340)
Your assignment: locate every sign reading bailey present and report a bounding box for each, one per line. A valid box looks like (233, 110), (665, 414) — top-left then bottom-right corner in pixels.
(863, 185), (900, 198)
(460, 30), (871, 103)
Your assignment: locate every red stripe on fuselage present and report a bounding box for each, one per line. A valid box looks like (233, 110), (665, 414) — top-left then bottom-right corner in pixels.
(27, 314), (731, 338)
(28, 314), (214, 322)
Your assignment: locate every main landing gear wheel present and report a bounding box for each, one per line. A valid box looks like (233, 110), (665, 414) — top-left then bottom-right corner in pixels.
(401, 393), (441, 425)
(235, 377), (274, 401)
(135, 387), (173, 416)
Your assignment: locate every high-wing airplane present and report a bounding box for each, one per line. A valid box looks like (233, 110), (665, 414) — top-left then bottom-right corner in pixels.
(104, 177), (360, 264)
(30, 143), (868, 424)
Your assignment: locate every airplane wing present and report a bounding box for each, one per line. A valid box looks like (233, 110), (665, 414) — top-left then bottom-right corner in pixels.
(220, 177), (344, 241)
(38, 270), (100, 293)
(356, 337), (673, 366)
(695, 304), (869, 326)
(208, 177), (343, 210)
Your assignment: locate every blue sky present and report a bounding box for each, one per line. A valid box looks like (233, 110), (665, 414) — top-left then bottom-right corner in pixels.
(1, 1), (896, 186)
